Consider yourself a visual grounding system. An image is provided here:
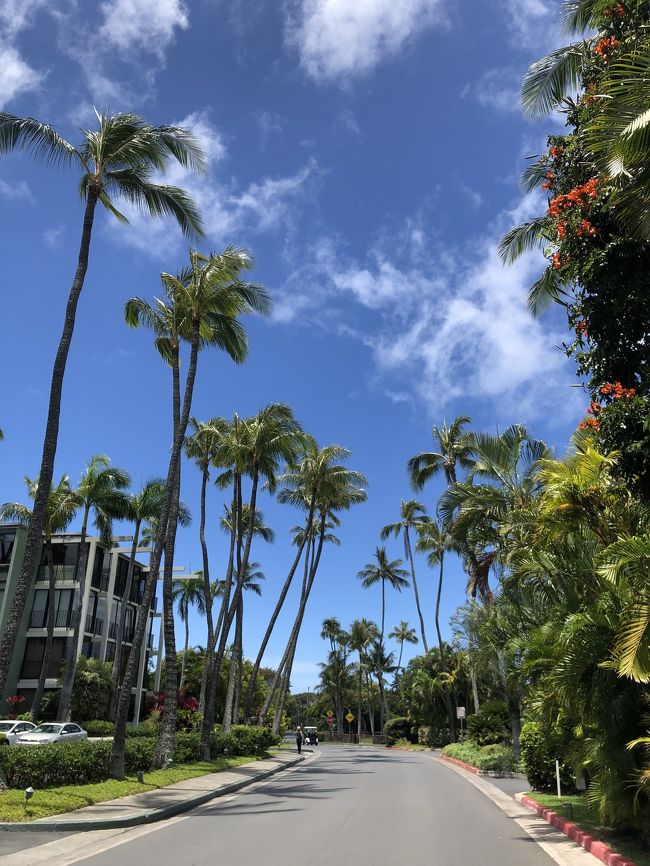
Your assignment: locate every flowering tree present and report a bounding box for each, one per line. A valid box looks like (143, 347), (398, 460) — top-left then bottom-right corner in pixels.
(5, 695), (25, 720)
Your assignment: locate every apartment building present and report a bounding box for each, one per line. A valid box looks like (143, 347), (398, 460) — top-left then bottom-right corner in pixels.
(0, 523), (161, 722)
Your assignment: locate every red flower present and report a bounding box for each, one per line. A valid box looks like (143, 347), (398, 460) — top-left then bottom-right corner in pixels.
(594, 36), (619, 59)
(552, 252), (562, 270)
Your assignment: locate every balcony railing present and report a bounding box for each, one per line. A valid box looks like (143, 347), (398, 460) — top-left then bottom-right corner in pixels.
(84, 615), (104, 636)
(37, 565), (78, 583)
(29, 608), (72, 629)
(91, 573), (110, 592)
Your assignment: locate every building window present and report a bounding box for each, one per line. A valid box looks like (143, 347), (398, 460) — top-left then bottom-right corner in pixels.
(0, 530), (15, 565)
(20, 637), (66, 679)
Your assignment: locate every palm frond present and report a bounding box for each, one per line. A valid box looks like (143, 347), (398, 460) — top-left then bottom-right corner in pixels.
(499, 217), (553, 264)
(526, 266), (570, 317)
(105, 170), (205, 239)
(0, 113), (77, 167)
(521, 43), (586, 118)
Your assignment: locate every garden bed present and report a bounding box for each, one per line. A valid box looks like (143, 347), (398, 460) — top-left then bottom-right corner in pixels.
(440, 742), (520, 776)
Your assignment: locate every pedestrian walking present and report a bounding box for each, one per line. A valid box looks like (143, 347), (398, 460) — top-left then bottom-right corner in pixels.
(295, 725), (303, 754)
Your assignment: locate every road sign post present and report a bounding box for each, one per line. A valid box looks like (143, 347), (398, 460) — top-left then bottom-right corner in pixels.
(456, 706), (466, 735)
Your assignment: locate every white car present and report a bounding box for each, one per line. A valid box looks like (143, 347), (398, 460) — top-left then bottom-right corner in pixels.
(16, 722), (88, 745)
(0, 720), (37, 744)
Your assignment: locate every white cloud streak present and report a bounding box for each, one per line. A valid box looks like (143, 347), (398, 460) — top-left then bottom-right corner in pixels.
(287, 0), (447, 83)
(99, 0), (189, 56)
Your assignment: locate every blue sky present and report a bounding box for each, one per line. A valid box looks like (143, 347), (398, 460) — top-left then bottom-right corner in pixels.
(0, 0), (582, 692)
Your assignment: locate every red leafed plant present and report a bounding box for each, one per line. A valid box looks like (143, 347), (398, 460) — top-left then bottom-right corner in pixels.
(5, 695), (25, 720)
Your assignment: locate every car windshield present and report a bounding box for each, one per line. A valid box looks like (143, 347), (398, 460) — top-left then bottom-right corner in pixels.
(32, 724), (62, 734)
(0, 722), (15, 732)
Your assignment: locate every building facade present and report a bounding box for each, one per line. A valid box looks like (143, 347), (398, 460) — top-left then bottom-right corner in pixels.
(0, 524), (161, 722)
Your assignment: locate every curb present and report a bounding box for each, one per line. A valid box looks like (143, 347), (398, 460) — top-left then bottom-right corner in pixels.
(516, 793), (638, 866)
(439, 754), (480, 775)
(0, 754), (305, 833)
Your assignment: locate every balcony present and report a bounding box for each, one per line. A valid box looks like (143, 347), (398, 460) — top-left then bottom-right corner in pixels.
(29, 608), (72, 629)
(84, 615), (104, 636)
(91, 573), (110, 592)
(37, 565), (79, 583)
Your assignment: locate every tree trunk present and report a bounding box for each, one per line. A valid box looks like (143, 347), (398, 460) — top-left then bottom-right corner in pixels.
(471, 668), (480, 713)
(259, 522), (325, 723)
(108, 519), (141, 721)
(377, 578), (386, 730)
(180, 617), (189, 690)
(405, 528), (428, 653)
(57, 508), (90, 721)
(366, 670), (375, 736)
(153, 349), (182, 770)
(111, 320), (200, 779)
(435, 552), (456, 743)
(0, 187), (99, 698)
(509, 701), (521, 759)
(197, 464), (214, 714)
(357, 658), (363, 739)
(243, 505), (314, 721)
(232, 597), (243, 724)
(199, 481), (238, 759)
(31, 539), (56, 722)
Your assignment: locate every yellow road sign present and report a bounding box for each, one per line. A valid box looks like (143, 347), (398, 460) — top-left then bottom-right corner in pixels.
(326, 709), (334, 718)
(345, 712), (355, 723)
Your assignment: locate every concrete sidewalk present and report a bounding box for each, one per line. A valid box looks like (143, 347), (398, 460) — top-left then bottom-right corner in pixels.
(0, 751), (305, 834)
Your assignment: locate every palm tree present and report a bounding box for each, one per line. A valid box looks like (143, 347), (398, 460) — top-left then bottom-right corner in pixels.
(108, 480), (190, 720)
(348, 618), (379, 739)
(416, 521), (459, 741)
(201, 405), (304, 749)
(0, 111), (205, 699)
(409, 416), (474, 488)
(321, 617), (343, 652)
(172, 578), (206, 690)
(381, 500), (431, 651)
(357, 547), (409, 728)
(388, 620), (418, 670)
(57, 456), (131, 721)
(184, 416), (228, 704)
(111, 248), (269, 778)
(243, 442), (358, 721)
(0, 477), (81, 721)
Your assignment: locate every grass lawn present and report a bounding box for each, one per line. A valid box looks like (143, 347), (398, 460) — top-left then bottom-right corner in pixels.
(0, 756), (257, 823)
(526, 792), (650, 866)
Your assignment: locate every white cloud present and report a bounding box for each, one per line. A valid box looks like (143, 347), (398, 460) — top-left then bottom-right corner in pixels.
(501, 0), (561, 52)
(0, 42), (43, 106)
(287, 0), (447, 83)
(275, 199), (581, 424)
(334, 108), (361, 137)
(469, 67), (522, 114)
(459, 183), (483, 209)
(44, 225), (65, 248)
(99, 0), (189, 56)
(105, 112), (319, 256)
(0, 177), (32, 200)
(0, 0), (49, 37)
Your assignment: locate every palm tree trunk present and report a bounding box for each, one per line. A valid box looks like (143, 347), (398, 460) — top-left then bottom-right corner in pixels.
(197, 464), (214, 715)
(357, 658), (363, 740)
(57, 507), (90, 721)
(199, 479), (238, 758)
(244, 507), (314, 721)
(366, 670), (375, 735)
(108, 519), (141, 721)
(153, 349), (182, 769)
(405, 528), (428, 652)
(232, 597), (243, 724)
(397, 642), (404, 670)
(31, 539), (56, 722)
(180, 617), (189, 690)
(111, 319), (200, 779)
(222, 651), (237, 730)
(0, 187), (99, 698)
(471, 668), (480, 713)
(259, 522), (325, 723)
(435, 551), (456, 743)
(378, 578), (386, 730)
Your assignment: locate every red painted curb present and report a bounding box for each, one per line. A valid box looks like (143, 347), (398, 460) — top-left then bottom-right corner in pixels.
(439, 754), (479, 775)
(519, 795), (638, 866)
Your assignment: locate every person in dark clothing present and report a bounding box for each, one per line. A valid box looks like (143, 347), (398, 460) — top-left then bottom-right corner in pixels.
(295, 725), (303, 754)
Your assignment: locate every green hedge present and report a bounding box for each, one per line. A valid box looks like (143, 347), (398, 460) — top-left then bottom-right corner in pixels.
(84, 720), (115, 737)
(0, 726), (280, 789)
(441, 741), (518, 773)
(383, 718), (414, 747)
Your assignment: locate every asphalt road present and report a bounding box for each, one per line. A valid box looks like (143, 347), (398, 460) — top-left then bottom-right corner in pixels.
(63, 747), (553, 866)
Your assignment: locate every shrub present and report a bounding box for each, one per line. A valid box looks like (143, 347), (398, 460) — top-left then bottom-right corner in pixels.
(418, 725), (451, 748)
(84, 720), (115, 737)
(441, 742), (518, 774)
(519, 721), (574, 792)
(174, 733), (200, 764)
(466, 700), (509, 746)
(70, 658), (112, 722)
(384, 717), (414, 746)
(126, 722), (157, 738)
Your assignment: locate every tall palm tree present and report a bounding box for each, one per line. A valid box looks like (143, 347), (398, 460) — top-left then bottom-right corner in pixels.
(108, 480), (190, 720)
(57, 456), (131, 721)
(321, 617), (343, 652)
(388, 620), (418, 670)
(243, 441), (357, 721)
(357, 547), (409, 728)
(200, 405), (304, 749)
(416, 521), (459, 741)
(348, 618), (379, 739)
(172, 578), (206, 690)
(184, 416), (228, 704)
(381, 500), (431, 651)
(408, 416), (474, 488)
(0, 477), (81, 721)
(111, 248), (269, 778)
(0, 111), (205, 699)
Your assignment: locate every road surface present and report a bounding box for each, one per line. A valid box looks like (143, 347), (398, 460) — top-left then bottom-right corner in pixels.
(46, 746), (554, 866)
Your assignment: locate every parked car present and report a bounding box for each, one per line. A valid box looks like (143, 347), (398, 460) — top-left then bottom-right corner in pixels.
(0, 720), (37, 745)
(16, 722), (88, 745)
